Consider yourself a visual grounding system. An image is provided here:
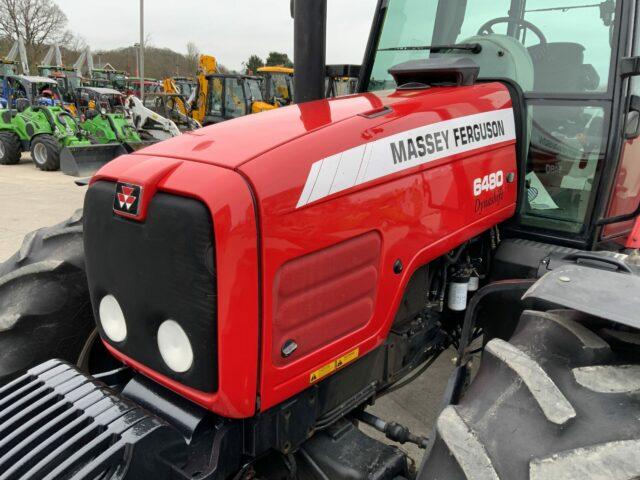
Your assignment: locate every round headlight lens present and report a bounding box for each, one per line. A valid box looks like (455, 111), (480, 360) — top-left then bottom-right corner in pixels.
(157, 320), (193, 373)
(99, 295), (127, 342)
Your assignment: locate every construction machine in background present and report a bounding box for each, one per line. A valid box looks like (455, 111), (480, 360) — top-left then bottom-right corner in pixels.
(3, 0), (640, 479)
(87, 67), (129, 92)
(0, 38), (29, 77)
(325, 64), (361, 97)
(0, 95), (125, 172)
(157, 76), (202, 130)
(125, 94), (182, 140)
(200, 73), (277, 125)
(125, 77), (162, 100)
(188, 54), (219, 124)
(59, 86), (146, 176)
(186, 54), (276, 125)
(36, 43), (82, 115)
(258, 65), (294, 106)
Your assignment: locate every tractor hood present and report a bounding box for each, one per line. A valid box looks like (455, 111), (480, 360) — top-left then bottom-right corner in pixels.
(133, 91), (397, 169)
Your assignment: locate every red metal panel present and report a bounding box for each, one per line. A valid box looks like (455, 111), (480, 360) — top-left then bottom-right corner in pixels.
(132, 93), (388, 169)
(603, 138), (640, 242)
(92, 82), (517, 417)
(272, 232), (381, 366)
(94, 157), (260, 419)
(240, 82), (518, 411)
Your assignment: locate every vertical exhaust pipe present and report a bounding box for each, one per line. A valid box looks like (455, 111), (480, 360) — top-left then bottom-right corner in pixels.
(292, 0), (327, 103)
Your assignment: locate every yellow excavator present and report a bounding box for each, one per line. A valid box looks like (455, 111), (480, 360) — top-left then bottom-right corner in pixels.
(186, 55), (278, 126)
(160, 77), (195, 117)
(257, 65), (294, 106)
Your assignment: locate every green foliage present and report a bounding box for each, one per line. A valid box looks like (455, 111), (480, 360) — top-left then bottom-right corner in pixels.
(243, 54), (264, 75)
(265, 51), (293, 68)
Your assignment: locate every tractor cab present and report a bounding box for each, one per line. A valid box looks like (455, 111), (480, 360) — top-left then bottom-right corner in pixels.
(37, 66), (82, 105)
(203, 73), (276, 124)
(171, 76), (197, 99)
(75, 86), (127, 117)
(0, 75), (64, 108)
(126, 77), (162, 100)
(360, 0), (635, 250)
(87, 68), (129, 92)
(258, 65), (294, 106)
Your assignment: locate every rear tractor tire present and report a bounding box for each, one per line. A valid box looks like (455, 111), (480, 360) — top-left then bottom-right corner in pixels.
(0, 210), (97, 382)
(30, 134), (61, 171)
(0, 132), (21, 165)
(421, 309), (640, 480)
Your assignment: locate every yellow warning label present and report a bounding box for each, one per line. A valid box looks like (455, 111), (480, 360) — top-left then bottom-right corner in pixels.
(309, 348), (360, 384)
(310, 361), (335, 383)
(336, 348), (359, 368)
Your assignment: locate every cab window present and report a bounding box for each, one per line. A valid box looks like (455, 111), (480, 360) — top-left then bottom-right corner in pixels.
(209, 78), (223, 115)
(369, 0), (617, 94)
(224, 78), (247, 118)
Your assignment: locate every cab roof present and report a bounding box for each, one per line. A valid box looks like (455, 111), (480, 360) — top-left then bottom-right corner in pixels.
(79, 86), (123, 96)
(258, 66), (294, 74)
(10, 75), (57, 85)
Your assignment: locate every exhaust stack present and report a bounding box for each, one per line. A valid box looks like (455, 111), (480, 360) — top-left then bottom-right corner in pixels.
(293, 0), (327, 103)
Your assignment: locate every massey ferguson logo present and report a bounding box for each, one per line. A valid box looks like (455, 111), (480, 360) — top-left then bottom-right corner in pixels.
(113, 182), (142, 216)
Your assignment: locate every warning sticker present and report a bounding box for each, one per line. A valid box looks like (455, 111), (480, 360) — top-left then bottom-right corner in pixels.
(310, 362), (335, 384)
(336, 348), (359, 368)
(309, 348), (360, 384)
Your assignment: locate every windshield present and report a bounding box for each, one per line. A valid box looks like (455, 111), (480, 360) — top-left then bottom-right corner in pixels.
(176, 81), (194, 97)
(247, 79), (264, 101)
(268, 73), (291, 101)
(368, 0), (617, 94)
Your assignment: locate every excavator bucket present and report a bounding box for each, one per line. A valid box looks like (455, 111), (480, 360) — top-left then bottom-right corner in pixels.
(60, 143), (128, 177)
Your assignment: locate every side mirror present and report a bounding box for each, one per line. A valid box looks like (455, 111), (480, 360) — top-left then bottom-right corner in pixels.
(625, 95), (640, 139)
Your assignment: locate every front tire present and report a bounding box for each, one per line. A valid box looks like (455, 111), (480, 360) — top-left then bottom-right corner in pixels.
(0, 132), (21, 165)
(0, 211), (94, 381)
(30, 134), (61, 171)
(421, 309), (640, 480)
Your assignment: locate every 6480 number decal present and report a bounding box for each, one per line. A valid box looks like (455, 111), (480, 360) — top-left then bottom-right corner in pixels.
(473, 171), (504, 197)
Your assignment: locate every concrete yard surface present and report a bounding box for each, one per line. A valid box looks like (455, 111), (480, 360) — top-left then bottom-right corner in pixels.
(0, 155), (455, 466)
(0, 155), (87, 261)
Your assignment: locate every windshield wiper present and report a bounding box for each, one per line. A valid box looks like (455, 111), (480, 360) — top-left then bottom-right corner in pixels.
(525, 3), (601, 13)
(378, 43), (482, 54)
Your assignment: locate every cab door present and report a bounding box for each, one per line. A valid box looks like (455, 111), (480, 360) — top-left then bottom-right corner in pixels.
(601, 10), (640, 243)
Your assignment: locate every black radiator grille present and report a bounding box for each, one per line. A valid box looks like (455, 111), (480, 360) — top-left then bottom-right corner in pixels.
(84, 181), (218, 393)
(0, 360), (182, 480)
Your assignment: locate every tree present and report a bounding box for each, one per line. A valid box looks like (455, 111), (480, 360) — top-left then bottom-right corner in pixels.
(0, 0), (70, 67)
(186, 42), (199, 73)
(265, 51), (293, 68)
(243, 54), (264, 75)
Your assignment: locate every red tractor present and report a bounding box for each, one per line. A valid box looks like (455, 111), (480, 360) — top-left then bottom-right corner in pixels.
(2, 0), (640, 479)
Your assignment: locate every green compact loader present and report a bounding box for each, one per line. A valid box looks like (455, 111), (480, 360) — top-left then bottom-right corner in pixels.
(58, 86), (153, 175)
(0, 97), (126, 174)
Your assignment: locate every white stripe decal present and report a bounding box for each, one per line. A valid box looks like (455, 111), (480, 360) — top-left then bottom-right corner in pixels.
(296, 108), (516, 208)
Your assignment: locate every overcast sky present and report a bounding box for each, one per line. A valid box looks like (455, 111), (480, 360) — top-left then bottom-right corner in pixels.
(55, 1), (378, 71)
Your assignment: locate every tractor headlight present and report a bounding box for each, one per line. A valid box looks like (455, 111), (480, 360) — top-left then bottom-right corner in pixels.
(157, 320), (194, 373)
(99, 295), (127, 342)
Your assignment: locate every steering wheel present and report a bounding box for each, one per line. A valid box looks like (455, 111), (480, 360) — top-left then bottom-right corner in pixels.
(477, 17), (547, 46)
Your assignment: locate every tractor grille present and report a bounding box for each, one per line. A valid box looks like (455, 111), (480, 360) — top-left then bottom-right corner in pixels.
(0, 360), (183, 480)
(84, 181), (218, 393)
